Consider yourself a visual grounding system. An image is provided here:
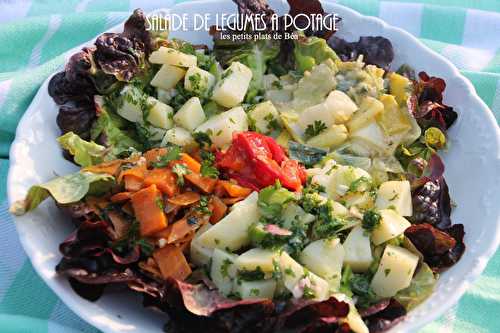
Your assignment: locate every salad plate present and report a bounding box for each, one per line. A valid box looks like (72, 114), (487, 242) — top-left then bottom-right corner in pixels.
(7, 1), (500, 333)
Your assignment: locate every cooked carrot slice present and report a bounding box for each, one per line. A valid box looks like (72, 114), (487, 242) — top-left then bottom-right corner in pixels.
(165, 217), (201, 244)
(144, 148), (168, 166)
(213, 181), (227, 197)
(167, 192), (201, 206)
(153, 245), (192, 281)
(110, 192), (133, 203)
(180, 153), (201, 173)
(185, 172), (217, 193)
(83, 159), (123, 176)
(221, 197), (246, 205)
(143, 168), (178, 197)
(118, 163), (147, 183)
(131, 184), (168, 236)
(124, 175), (143, 192)
(218, 180), (253, 198)
(210, 196), (228, 224)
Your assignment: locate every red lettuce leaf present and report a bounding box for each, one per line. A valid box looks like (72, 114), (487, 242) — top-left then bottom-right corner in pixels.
(361, 299), (406, 333)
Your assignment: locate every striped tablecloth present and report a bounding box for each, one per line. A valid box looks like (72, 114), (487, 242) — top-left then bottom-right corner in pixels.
(0, 1), (499, 332)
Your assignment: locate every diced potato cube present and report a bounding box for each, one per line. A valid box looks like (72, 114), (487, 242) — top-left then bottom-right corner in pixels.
(324, 90), (358, 123)
(161, 127), (195, 147)
(333, 293), (369, 333)
(370, 245), (419, 297)
(248, 101), (281, 134)
(279, 251), (330, 301)
(306, 124), (348, 149)
(375, 180), (412, 216)
(198, 192), (259, 251)
(173, 97), (206, 131)
(212, 62), (253, 107)
(146, 97), (174, 129)
(211, 248), (238, 296)
(350, 121), (390, 154)
(327, 165), (372, 200)
(377, 94), (412, 135)
(300, 238), (344, 291)
(195, 106), (248, 148)
(343, 226), (373, 273)
(371, 209), (411, 245)
(184, 66), (216, 96)
(235, 248), (279, 273)
(150, 64), (186, 90)
(388, 72), (412, 106)
(149, 47), (197, 67)
(190, 223), (213, 267)
(234, 280), (277, 300)
(117, 85), (144, 123)
(346, 96), (384, 132)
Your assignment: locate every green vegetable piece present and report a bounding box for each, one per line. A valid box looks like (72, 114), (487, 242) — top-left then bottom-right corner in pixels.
(362, 210), (382, 231)
(424, 127), (446, 149)
(304, 120), (328, 140)
(10, 172), (115, 215)
(288, 141), (327, 168)
(294, 35), (340, 72)
(258, 182), (295, 218)
(57, 132), (108, 167)
(395, 263), (437, 310)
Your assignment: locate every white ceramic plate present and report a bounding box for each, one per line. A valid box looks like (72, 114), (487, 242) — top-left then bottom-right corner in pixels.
(7, 1), (500, 332)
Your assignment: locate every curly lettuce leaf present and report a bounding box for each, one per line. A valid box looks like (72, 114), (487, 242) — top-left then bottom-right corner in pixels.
(294, 35), (339, 72)
(57, 132), (108, 167)
(395, 263), (437, 310)
(10, 172), (115, 216)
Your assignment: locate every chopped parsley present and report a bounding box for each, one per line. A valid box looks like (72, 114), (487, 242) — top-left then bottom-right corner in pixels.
(384, 268), (391, 276)
(250, 288), (260, 296)
(220, 258), (233, 278)
(200, 151), (219, 179)
(196, 195), (212, 216)
(172, 163), (190, 186)
(304, 120), (327, 140)
(152, 146), (181, 168)
(348, 176), (371, 193)
(238, 267), (265, 281)
(193, 131), (212, 148)
(284, 267), (296, 277)
(362, 210), (381, 231)
(113, 220), (154, 258)
(302, 284), (316, 299)
(155, 196), (164, 210)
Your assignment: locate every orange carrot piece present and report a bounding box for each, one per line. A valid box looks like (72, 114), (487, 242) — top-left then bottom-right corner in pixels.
(219, 180), (253, 198)
(210, 196), (228, 224)
(144, 148), (168, 166)
(167, 192), (201, 206)
(83, 159), (123, 176)
(118, 163), (147, 183)
(143, 168), (178, 197)
(153, 245), (192, 281)
(180, 153), (201, 173)
(131, 184), (168, 236)
(221, 197), (246, 205)
(213, 181), (227, 197)
(124, 175), (143, 192)
(165, 217), (200, 244)
(110, 192), (133, 203)
(185, 172), (217, 193)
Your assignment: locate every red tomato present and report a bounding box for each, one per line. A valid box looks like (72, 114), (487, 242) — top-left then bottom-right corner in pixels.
(216, 132), (306, 191)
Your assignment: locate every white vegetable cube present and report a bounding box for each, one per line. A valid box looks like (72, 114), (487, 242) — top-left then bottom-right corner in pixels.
(146, 97), (174, 129)
(157, 88), (175, 104)
(147, 126), (167, 141)
(173, 97), (206, 131)
(306, 125), (348, 148)
(375, 180), (413, 216)
(150, 64), (186, 90)
(300, 238), (345, 291)
(346, 96), (384, 132)
(343, 226), (373, 273)
(327, 165), (372, 200)
(279, 252), (330, 301)
(198, 192), (259, 251)
(297, 103), (333, 130)
(371, 209), (411, 245)
(211, 248), (238, 296)
(324, 90), (358, 124)
(195, 106), (249, 148)
(211, 62), (253, 108)
(190, 223), (213, 267)
(333, 293), (369, 333)
(370, 245), (419, 297)
(235, 248), (279, 273)
(149, 47), (197, 67)
(161, 127), (195, 147)
(350, 121), (390, 154)
(234, 280), (277, 300)
(184, 66), (216, 96)
(117, 85), (144, 123)
(248, 101), (281, 134)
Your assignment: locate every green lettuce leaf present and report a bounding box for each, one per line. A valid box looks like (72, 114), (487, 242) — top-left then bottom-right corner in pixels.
(57, 132), (108, 167)
(10, 172), (114, 216)
(395, 263), (437, 310)
(258, 182), (295, 218)
(294, 35), (339, 73)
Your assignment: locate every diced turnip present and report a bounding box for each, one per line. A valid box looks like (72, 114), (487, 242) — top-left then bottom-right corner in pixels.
(248, 101), (281, 134)
(211, 62), (253, 107)
(198, 192), (259, 251)
(146, 97), (174, 129)
(234, 279), (277, 300)
(324, 90), (358, 123)
(184, 66), (216, 96)
(211, 248), (238, 296)
(150, 64), (186, 90)
(343, 226), (373, 273)
(346, 96), (384, 132)
(375, 180), (412, 216)
(195, 106), (248, 148)
(173, 97), (206, 131)
(306, 124), (348, 149)
(350, 121), (390, 153)
(235, 248), (279, 273)
(161, 127), (195, 147)
(117, 85), (145, 123)
(371, 209), (411, 245)
(190, 223), (213, 267)
(333, 293), (369, 333)
(370, 245), (419, 297)
(149, 47), (197, 67)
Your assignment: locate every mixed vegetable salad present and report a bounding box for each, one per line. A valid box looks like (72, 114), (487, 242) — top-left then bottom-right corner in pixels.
(12, 1), (465, 332)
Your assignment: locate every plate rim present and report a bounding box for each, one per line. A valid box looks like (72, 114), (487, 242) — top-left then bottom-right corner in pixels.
(7, 1), (500, 332)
